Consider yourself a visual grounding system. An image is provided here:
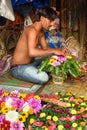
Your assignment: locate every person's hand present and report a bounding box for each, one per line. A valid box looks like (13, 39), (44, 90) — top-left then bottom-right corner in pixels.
(54, 48), (71, 56)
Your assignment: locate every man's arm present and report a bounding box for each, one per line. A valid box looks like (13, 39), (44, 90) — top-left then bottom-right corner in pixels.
(27, 28), (70, 57)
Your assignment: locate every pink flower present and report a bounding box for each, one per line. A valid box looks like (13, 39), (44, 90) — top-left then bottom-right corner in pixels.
(70, 116), (76, 122)
(69, 96), (74, 102)
(0, 89), (4, 96)
(28, 98), (42, 114)
(33, 121), (43, 127)
(0, 115), (4, 125)
(66, 116), (71, 121)
(70, 128), (75, 130)
(60, 116), (66, 121)
(57, 55), (67, 62)
(11, 91), (19, 98)
(48, 123), (56, 130)
(52, 61), (60, 67)
(10, 122), (23, 130)
(12, 98), (24, 111)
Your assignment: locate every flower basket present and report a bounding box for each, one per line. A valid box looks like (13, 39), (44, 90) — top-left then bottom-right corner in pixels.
(52, 74), (64, 85)
(38, 55), (82, 83)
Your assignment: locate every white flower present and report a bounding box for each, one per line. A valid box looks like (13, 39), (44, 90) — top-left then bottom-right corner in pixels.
(5, 97), (12, 108)
(5, 110), (19, 122)
(23, 102), (30, 112)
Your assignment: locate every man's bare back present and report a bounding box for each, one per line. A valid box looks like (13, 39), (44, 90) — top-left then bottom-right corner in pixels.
(11, 25), (40, 66)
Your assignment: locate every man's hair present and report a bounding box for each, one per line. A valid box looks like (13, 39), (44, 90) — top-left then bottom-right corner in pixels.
(35, 6), (57, 21)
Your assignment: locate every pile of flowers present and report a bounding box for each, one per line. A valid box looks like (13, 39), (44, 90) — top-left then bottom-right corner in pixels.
(0, 89), (87, 130)
(38, 55), (82, 79)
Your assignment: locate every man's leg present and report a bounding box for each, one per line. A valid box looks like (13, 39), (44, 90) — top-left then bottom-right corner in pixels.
(10, 60), (49, 84)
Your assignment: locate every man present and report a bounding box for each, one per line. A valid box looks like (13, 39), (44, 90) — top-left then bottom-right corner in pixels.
(10, 7), (70, 87)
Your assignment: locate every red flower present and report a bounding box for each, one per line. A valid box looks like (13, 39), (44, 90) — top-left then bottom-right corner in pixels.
(76, 115), (82, 119)
(54, 108), (62, 114)
(65, 109), (70, 114)
(1, 119), (10, 130)
(64, 123), (70, 128)
(24, 94), (34, 102)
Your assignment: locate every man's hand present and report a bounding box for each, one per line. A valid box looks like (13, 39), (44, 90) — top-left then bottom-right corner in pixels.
(54, 48), (71, 56)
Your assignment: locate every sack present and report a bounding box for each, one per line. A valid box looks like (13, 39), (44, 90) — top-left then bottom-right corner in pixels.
(0, 37), (7, 60)
(0, 54), (12, 75)
(0, 0), (15, 21)
(0, 29), (20, 55)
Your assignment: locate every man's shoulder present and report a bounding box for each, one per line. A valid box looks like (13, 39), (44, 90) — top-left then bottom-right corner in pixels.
(25, 25), (37, 34)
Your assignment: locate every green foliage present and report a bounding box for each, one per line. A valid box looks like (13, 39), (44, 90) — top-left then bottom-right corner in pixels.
(38, 55), (81, 79)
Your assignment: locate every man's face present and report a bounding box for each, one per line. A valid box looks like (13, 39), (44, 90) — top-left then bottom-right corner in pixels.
(41, 16), (55, 30)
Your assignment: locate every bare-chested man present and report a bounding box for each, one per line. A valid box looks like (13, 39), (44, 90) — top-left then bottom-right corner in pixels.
(10, 7), (70, 87)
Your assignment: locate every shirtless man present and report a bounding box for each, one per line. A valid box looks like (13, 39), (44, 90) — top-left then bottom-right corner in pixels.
(10, 7), (70, 86)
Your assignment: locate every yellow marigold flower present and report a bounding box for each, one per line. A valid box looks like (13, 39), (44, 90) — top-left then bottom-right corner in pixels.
(34, 95), (40, 100)
(21, 112), (28, 118)
(48, 59), (57, 65)
(1, 107), (10, 114)
(40, 112), (46, 118)
(17, 115), (26, 123)
(57, 125), (64, 130)
(29, 118), (35, 124)
(66, 103), (71, 107)
(55, 92), (58, 95)
(80, 102), (86, 106)
(18, 93), (26, 99)
(42, 126), (48, 130)
(44, 128), (48, 130)
(71, 109), (77, 114)
(46, 115), (51, 120)
(59, 98), (62, 101)
(66, 56), (72, 59)
(80, 96), (84, 99)
(83, 97), (87, 101)
(0, 110), (2, 114)
(85, 107), (87, 111)
(53, 116), (58, 122)
(77, 126), (82, 130)
(2, 92), (8, 97)
(72, 103), (75, 107)
(66, 92), (72, 96)
(72, 122), (78, 127)
(64, 98), (68, 101)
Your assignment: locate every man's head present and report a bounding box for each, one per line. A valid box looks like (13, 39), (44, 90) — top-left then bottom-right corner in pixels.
(35, 7), (57, 30)
(35, 6), (57, 21)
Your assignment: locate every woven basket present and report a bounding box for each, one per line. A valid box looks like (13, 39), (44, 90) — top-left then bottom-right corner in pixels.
(52, 74), (64, 85)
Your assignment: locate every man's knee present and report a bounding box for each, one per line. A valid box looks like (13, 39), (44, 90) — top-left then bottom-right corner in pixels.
(38, 72), (49, 84)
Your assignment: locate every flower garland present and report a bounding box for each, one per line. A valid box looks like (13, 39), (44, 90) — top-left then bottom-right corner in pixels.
(0, 89), (87, 130)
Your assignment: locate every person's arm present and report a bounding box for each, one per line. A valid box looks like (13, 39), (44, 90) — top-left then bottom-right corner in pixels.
(27, 28), (70, 57)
